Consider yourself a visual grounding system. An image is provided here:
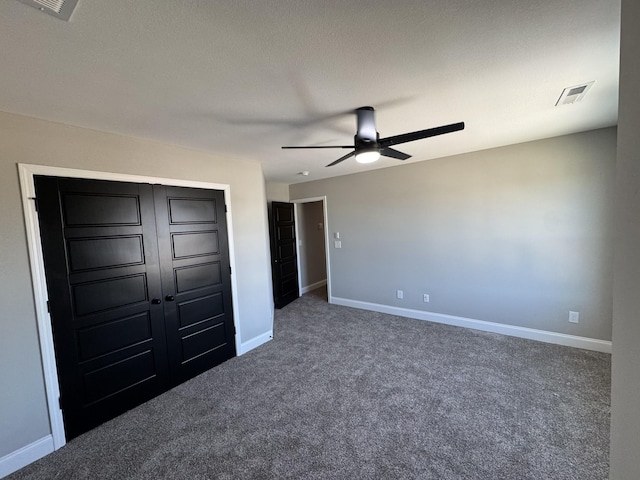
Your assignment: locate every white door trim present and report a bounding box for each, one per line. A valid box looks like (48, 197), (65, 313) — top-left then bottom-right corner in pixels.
(17, 163), (241, 451)
(292, 196), (331, 303)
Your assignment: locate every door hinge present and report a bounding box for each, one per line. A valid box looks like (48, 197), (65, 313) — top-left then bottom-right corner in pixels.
(229, 266), (232, 275)
(224, 204), (228, 213)
(29, 196), (38, 212)
(58, 396), (62, 409)
(46, 300), (50, 313)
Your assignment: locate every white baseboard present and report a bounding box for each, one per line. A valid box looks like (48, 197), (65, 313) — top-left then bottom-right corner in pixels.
(301, 279), (327, 295)
(330, 297), (612, 353)
(0, 435), (54, 479)
(237, 330), (273, 355)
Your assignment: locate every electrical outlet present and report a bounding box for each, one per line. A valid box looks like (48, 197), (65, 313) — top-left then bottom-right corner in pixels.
(334, 240), (342, 249)
(569, 311), (580, 323)
(423, 294), (430, 303)
(397, 290), (404, 299)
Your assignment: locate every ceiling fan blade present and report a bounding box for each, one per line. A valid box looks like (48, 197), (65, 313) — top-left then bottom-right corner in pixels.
(326, 151), (355, 167)
(379, 122), (465, 148)
(380, 147), (411, 160)
(282, 145), (353, 149)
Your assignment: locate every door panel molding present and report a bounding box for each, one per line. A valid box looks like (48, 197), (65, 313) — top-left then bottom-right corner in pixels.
(18, 163), (240, 451)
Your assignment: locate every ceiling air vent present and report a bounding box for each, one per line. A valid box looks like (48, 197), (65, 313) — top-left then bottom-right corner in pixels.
(18, 0), (79, 21)
(555, 81), (595, 106)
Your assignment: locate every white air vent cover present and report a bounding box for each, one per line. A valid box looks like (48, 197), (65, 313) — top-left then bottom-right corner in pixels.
(556, 81), (595, 106)
(18, 0), (78, 21)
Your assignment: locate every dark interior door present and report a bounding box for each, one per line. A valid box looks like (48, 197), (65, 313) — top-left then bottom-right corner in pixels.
(34, 176), (235, 440)
(154, 185), (235, 383)
(270, 201), (299, 309)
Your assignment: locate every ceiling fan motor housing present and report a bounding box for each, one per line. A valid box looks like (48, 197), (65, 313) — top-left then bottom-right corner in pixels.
(355, 136), (380, 151)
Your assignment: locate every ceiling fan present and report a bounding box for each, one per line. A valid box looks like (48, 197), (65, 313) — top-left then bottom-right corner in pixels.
(282, 106), (465, 167)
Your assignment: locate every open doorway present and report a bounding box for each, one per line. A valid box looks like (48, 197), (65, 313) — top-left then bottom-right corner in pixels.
(294, 197), (330, 302)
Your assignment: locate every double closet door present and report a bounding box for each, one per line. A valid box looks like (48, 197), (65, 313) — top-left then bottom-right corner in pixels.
(35, 176), (235, 440)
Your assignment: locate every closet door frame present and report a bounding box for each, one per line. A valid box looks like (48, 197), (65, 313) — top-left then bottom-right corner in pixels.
(18, 163), (240, 451)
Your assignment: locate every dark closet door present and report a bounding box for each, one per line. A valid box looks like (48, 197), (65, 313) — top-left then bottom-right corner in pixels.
(154, 186), (235, 383)
(35, 177), (170, 439)
(35, 176), (235, 440)
(270, 202), (299, 308)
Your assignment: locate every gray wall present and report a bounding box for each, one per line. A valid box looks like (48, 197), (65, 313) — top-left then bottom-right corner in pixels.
(297, 201), (327, 288)
(610, 0), (640, 477)
(265, 182), (290, 204)
(0, 111), (274, 458)
(290, 128), (616, 341)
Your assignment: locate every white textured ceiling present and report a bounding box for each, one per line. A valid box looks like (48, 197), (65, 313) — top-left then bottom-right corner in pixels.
(0, 0), (620, 184)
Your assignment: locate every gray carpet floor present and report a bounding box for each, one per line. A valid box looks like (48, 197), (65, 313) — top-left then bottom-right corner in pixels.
(8, 288), (611, 479)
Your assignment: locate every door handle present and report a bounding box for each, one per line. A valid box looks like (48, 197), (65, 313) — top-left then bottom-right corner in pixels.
(165, 295), (175, 302)
(151, 298), (162, 305)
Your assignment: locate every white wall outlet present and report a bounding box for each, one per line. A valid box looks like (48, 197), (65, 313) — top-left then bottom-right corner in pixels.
(569, 311), (580, 323)
(397, 290), (404, 299)
(423, 294), (430, 303)
(334, 240), (342, 249)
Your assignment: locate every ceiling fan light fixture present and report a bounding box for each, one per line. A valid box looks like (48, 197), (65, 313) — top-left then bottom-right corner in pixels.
(355, 150), (381, 164)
